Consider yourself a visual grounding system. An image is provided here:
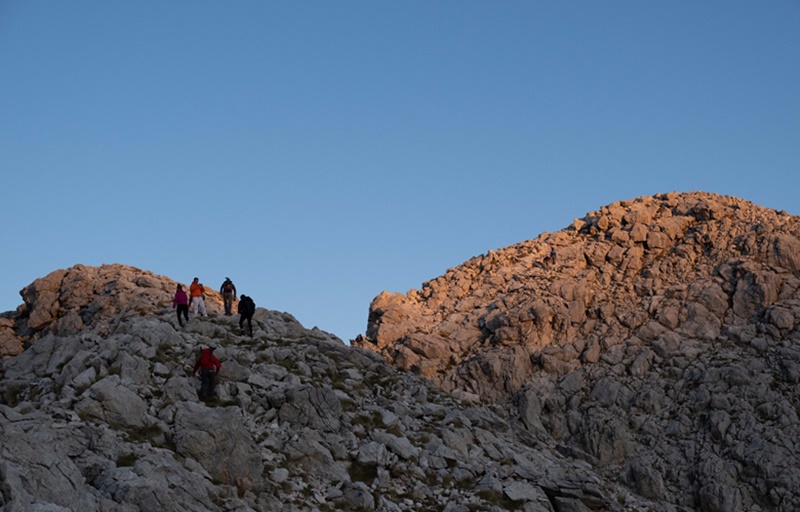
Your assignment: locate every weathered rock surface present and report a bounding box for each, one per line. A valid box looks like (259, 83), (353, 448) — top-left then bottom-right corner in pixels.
(355, 192), (800, 511)
(0, 318), (22, 358)
(4, 264), (227, 346)
(1, 264), (652, 511)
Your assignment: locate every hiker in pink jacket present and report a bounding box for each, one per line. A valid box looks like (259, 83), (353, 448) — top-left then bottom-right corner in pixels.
(172, 284), (189, 327)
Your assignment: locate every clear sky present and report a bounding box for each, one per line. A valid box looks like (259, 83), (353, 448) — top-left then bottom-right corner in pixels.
(1, 2), (798, 342)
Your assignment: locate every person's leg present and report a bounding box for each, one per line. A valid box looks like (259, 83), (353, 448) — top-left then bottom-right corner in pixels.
(199, 299), (207, 316)
(204, 369), (216, 397)
(176, 306), (183, 326)
(191, 297), (198, 316)
(198, 371), (206, 398)
(209, 371), (216, 396)
(200, 369), (213, 399)
(181, 304), (189, 323)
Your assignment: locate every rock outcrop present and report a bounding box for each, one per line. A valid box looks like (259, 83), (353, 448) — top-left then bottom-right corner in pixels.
(1, 264), (654, 511)
(1, 264), (226, 358)
(355, 192), (800, 511)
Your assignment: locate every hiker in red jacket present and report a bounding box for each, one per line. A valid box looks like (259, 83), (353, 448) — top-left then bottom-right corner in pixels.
(193, 347), (221, 400)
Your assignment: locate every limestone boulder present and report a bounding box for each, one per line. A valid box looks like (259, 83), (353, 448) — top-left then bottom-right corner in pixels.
(172, 402), (263, 492)
(0, 317), (23, 358)
(278, 385), (343, 432)
(767, 233), (800, 272)
(365, 291), (424, 348)
(74, 375), (150, 428)
(20, 268), (67, 331)
(3, 333), (82, 379)
(0, 406), (104, 511)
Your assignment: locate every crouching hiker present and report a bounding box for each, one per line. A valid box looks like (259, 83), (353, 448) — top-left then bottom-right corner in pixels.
(193, 346), (221, 400)
(238, 295), (255, 336)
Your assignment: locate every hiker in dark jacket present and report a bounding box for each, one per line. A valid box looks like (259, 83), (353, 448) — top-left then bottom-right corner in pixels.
(192, 347), (221, 400)
(219, 277), (237, 316)
(238, 295), (255, 336)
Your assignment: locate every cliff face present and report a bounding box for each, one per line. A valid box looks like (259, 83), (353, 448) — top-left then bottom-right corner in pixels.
(0, 264), (651, 512)
(355, 191), (800, 510)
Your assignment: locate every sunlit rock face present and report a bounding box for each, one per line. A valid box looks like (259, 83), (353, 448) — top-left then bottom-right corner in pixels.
(356, 191), (800, 511)
(6, 264), (226, 345)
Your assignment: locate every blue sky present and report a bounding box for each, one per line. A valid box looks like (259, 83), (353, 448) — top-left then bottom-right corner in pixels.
(2, 2), (798, 341)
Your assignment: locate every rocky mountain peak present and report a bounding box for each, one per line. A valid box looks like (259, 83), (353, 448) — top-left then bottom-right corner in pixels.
(356, 191), (799, 400)
(354, 191), (800, 510)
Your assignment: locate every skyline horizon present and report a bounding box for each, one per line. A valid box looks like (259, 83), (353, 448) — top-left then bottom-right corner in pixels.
(2, 188), (796, 341)
(2, 2), (798, 341)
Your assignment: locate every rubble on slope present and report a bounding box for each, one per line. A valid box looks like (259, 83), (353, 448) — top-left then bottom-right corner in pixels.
(0, 264), (656, 512)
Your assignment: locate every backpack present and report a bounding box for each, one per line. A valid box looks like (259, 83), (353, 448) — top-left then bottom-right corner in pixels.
(241, 296), (255, 315)
(224, 282), (233, 292)
(199, 349), (215, 368)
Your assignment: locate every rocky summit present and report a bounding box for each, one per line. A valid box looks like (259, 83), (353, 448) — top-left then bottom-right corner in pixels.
(1, 264), (658, 511)
(354, 191), (800, 511)
(2, 191), (799, 512)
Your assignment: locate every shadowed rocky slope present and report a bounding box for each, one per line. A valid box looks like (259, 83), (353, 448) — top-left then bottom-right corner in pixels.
(1, 264), (655, 511)
(355, 192), (800, 511)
